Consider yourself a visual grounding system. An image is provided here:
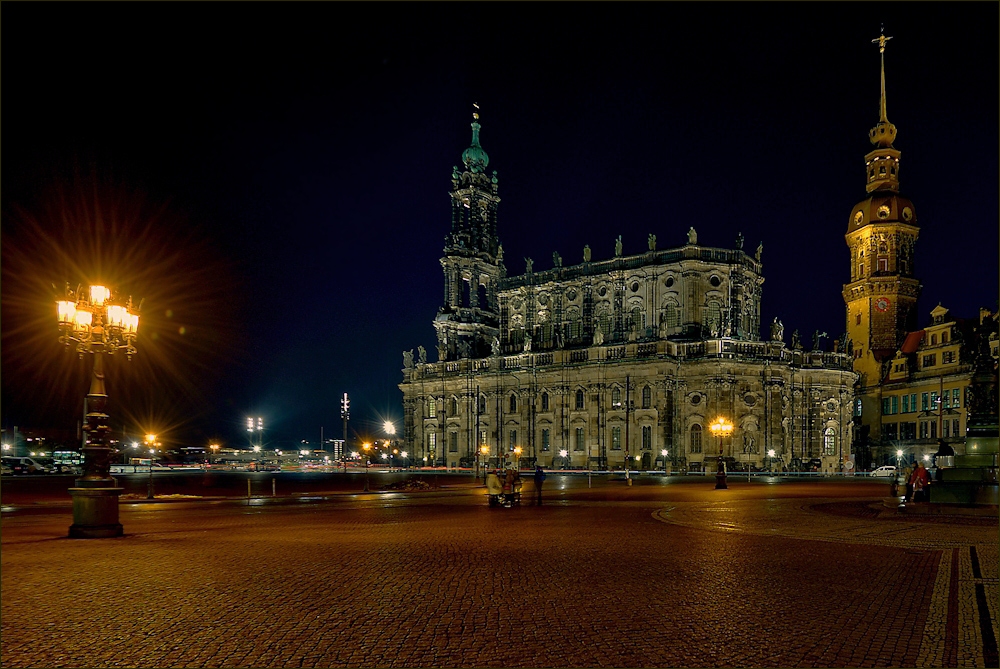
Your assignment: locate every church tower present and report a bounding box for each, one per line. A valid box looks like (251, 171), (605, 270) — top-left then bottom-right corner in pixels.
(843, 30), (921, 389)
(433, 106), (504, 361)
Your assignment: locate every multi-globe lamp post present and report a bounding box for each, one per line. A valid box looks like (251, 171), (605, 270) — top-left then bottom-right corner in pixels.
(145, 433), (158, 499)
(56, 283), (140, 538)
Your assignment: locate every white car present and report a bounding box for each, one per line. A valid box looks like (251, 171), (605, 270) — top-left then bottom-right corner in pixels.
(870, 465), (897, 477)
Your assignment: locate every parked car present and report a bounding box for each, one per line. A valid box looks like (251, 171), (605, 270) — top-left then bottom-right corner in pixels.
(870, 465), (897, 477)
(1, 456), (52, 475)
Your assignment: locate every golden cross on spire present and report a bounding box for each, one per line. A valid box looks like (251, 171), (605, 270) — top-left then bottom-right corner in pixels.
(872, 25), (893, 53)
(473, 101), (480, 121)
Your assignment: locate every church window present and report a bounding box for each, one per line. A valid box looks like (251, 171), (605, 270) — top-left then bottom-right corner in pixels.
(689, 424), (703, 454)
(509, 429), (517, 450)
(428, 399), (437, 418)
(541, 428), (550, 452)
(575, 389), (585, 410)
(509, 394), (517, 412)
(642, 386), (651, 409)
(709, 275), (721, 288)
(823, 428), (837, 456)
(478, 395), (487, 414)
(451, 397), (458, 415)
(665, 304), (679, 329)
(428, 433), (437, 452)
(630, 306), (644, 333)
(612, 388), (622, 408)
(611, 426), (622, 450)
(541, 392), (550, 411)
(857, 262), (865, 278)
(664, 277), (674, 288)
(449, 432), (458, 453)
(642, 425), (652, 450)
(575, 427), (585, 451)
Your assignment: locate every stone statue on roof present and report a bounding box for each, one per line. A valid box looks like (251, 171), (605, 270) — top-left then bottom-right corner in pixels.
(583, 245), (592, 262)
(552, 251), (562, 268)
(417, 345), (427, 364)
(648, 234), (657, 251)
(687, 227), (697, 245)
(615, 236), (623, 257)
(403, 349), (414, 369)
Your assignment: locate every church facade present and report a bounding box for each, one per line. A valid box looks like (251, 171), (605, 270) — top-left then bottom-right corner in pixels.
(398, 111), (856, 473)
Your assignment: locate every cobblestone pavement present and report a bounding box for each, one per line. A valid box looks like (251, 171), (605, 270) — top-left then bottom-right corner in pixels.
(1, 483), (996, 668)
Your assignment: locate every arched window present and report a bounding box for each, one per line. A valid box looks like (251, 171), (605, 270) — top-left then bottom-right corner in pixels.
(509, 394), (517, 413)
(930, 334), (938, 345)
(478, 394), (486, 414)
(665, 303), (679, 329)
(823, 427), (837, 455)
(450, 397), (458, 416)
(575, 389), (585, 410)
(428, 398), (437, 418)
(541, 392), (550, 411)
(690, 424), (703, 454)
(630, 306), (644, 333)
(705, 301), (721, 333)
(642, 386), (652, 409)
(941, 331), (949, 344)
(612, 387), (622, 407)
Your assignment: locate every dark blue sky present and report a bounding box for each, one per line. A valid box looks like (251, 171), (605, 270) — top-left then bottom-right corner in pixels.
(2, 3), (997, 451)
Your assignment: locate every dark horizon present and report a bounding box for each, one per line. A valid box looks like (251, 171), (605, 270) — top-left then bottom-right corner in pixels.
(2, 3), (997, 451)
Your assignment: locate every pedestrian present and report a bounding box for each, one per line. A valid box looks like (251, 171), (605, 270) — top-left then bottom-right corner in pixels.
(909, 460), (930, 502)
(902, 463), (914, 501)
(533, 465), (546, 505)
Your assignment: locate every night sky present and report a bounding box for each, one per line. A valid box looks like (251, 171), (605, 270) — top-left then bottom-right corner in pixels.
(2, 3), (997, 451)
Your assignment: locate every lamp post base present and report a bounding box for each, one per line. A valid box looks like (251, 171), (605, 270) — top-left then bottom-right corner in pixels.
(715, 461), (728, 490)
(68, 483), (123, 538)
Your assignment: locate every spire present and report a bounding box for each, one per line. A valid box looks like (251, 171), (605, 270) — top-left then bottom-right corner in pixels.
(461, 103), (490, 173)
(869, 27), (896, 148)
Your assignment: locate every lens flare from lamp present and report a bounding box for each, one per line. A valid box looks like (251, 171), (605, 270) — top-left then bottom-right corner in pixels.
(89, 285), (110, 305)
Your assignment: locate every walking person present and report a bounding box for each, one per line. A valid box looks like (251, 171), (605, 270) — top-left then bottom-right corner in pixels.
(533, 465), (546, 505)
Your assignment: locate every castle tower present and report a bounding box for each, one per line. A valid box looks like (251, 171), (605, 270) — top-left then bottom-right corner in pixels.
(843, 29), (921, 389)
(433, 106), (503, 361)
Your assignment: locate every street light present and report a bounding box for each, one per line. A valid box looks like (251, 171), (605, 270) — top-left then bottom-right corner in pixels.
(661, 448), (669, 474)
(209, 443), (219, 465)
(709, 416), (734, 490)
(767, 448), (776, 473)
(513, 446), (522, 471)
(479, 444), (489, 483)
(363, 442), (372, 492)
(57, 282), (140, 538)
(559, 448), (568, 470)
(145, 433), (157, 499)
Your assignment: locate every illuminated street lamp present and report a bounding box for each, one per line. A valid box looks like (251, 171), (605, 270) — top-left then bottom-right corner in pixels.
(209, 443), (219, 464)
(363, 442), (372, 492)
(767, 448), (776, 473)
(513, 446), (522, 471)
(57, 282), (140, 538)
(479, 444), (489, 482)
(401, 450), (408, 469)
(145, 434), (157, 500)
(559, 448), (568, 470)
(247, 417), (264, 450)
(709, 416), (734, 490)
(661, 448), (669, 474)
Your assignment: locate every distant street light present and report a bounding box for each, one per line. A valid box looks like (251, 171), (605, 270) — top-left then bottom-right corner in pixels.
(767, 448), (776, 472)
(513, 446), (522, 470)
(363, 443), (372, 492)
(57, 282), (140, 538)
(209, 443), (219, 464)
(247, 417), (264, 450)
(661, 448), (669, 474)
(145, 433), (157, 499)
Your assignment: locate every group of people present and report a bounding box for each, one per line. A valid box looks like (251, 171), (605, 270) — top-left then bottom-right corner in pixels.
(486, 465), (547, 506)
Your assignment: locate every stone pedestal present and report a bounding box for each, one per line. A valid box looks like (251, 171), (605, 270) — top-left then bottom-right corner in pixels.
(69, 481), (123, 538)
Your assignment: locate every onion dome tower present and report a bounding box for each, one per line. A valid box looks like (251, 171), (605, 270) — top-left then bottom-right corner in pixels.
(433, 105), (503, 361)
(843, 29), (922, 388)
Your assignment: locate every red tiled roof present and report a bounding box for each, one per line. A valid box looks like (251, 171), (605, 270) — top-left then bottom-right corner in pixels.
(900, 330), (925, 354)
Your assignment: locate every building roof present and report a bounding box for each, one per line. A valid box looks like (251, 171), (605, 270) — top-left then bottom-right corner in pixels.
(900, 330), (925, 354)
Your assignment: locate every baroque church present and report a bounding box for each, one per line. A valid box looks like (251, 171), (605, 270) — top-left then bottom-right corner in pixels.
(398, 104), (857, 473)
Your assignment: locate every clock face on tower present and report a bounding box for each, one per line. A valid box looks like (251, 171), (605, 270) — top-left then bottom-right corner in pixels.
(874, 297), (890, 313)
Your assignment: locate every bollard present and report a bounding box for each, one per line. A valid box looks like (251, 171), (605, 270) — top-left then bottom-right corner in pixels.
(272, 478), (276, 497)
(247, 479), (251, 505)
